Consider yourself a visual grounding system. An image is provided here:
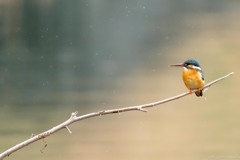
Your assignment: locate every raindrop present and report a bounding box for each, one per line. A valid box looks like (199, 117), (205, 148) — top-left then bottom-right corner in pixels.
(165, 36), (169, 41)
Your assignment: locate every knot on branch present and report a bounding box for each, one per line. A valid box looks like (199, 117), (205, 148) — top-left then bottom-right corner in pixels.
(70, 111), (78, 119)
(137, 107), (147, 112)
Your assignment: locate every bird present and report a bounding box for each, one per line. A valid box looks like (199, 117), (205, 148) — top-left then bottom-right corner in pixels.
(170, 59), (205, 97)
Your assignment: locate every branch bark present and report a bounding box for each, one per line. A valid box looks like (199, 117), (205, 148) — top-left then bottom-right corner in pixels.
(0, 72), (234, 160)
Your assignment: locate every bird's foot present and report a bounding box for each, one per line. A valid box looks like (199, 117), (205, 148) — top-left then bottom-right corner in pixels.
(189, 89), (193, 94)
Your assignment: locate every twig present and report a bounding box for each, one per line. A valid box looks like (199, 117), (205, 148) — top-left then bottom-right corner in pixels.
(65, 126), (72, 134)
(0, 72), (234, 160)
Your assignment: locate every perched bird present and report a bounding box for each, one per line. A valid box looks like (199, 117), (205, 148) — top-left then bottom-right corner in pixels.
(171, 59), (205, 97)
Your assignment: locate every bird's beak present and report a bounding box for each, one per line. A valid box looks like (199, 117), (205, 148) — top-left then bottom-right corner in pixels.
(170, 63), (184, 67)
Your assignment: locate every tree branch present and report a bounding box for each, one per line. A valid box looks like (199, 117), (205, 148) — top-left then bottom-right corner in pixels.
(0, 72), (234, 160)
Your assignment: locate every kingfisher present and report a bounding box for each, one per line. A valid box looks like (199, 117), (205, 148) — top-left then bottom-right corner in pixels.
(171, 59), (205, 97)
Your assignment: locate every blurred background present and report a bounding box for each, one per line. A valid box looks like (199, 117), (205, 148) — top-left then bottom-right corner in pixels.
(0, 0), (239, 160)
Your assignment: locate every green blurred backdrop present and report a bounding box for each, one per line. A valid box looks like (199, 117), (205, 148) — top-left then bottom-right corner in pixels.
(0, 1), (239, 160)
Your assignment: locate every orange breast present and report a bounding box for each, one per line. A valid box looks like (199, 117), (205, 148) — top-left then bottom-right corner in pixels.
(182, 69), (205, 90)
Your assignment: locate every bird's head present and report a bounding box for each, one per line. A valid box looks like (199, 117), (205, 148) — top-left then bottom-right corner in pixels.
(171, 59), (202, 71)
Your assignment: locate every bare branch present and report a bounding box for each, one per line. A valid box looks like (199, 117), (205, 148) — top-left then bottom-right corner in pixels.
(0, 72), (234, 160)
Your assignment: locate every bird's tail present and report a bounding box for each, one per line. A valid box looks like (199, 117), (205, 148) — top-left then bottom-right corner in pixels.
(195, 89), (203, 97)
